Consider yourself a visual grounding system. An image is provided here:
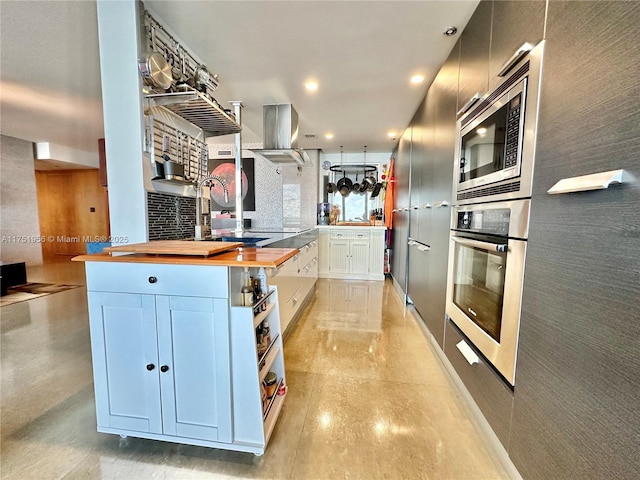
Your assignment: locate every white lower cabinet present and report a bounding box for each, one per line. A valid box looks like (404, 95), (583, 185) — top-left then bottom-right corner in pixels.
(268, 239), (318, 334)
(88, 292), (231, 442)
(317, 226), (386, 281)
(85, 261), (286, 456)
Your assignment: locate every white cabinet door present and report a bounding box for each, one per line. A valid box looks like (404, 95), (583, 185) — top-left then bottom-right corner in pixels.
(88, 291), (162, 434)
(156, 296), (232, 443)
(329, 240), (350, 273)
(349, 241), (370, 275)
(88, 291), (232, 443)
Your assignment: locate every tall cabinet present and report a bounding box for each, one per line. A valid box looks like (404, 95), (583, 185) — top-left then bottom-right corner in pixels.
(509, 2), (640, 478)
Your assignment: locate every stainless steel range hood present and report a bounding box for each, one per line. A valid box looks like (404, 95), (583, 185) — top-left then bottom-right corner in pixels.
(249, 104), (309, 165)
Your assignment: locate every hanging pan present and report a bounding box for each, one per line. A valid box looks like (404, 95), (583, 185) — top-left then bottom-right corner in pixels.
(337, 173), (352, 196)
(138, 51), (173, 90)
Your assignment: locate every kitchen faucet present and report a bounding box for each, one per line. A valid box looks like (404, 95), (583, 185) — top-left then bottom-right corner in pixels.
(195, 175), (229, 241)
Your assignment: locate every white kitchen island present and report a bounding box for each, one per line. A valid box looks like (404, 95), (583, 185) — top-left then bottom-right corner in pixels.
(74, 244), (298, 456)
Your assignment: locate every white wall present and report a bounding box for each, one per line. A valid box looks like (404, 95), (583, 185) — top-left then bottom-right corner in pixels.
(0, 135), (43, 266)
(34, 142), (99, 168)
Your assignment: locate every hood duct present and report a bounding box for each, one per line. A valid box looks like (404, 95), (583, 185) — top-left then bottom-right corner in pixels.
(249, 104), (309, 165)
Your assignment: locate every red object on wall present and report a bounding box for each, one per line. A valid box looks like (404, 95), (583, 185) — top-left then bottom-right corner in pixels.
(384, 157), (395, 229)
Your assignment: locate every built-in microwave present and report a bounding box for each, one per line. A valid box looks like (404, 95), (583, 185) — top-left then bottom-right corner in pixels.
(454, 41), (545, 204)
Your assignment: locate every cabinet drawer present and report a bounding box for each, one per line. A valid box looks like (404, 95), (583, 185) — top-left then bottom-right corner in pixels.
(330, 229), (369, 240)
(299, 242), (317, 268)
(444, 319), (513, 446)
(85, 261), (229, 298)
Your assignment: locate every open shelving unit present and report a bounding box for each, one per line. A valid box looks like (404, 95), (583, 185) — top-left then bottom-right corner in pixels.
(229, 285), (287, 456)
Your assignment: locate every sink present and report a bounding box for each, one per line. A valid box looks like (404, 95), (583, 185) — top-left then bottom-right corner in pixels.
(221, 236), (269, 246)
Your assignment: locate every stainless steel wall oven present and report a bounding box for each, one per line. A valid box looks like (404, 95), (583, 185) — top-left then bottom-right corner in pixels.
(455, 41), (544, 204)
(446, 200), (530, 386)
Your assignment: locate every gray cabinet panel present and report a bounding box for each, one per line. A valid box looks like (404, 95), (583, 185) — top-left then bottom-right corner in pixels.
(488, 0), (546, 84)
(444, 320), (514, 446)
(390, 129), (413, 292)
(421, 44), (459, 347)
(458, 0), (492, 110)
(510, 2), (640, 479)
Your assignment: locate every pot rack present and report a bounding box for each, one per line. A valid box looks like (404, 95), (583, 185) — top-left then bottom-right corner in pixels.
(142, 11), (240, 138)
(329, 165), (377, 174)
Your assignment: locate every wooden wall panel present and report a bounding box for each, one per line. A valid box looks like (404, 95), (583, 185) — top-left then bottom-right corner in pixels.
(36, 169), (110, 260)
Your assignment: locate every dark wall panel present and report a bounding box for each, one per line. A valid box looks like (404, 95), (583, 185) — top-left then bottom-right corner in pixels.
(510, 2), (640, 479)
(489, 0), (547, 84)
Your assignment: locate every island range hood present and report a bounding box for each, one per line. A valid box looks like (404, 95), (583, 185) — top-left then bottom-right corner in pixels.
(249, 104), (309, 165)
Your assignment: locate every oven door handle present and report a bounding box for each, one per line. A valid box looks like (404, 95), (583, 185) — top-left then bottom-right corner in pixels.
(452, 236), (509, 253)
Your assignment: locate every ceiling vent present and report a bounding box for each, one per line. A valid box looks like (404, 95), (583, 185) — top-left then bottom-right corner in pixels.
(249, 104), (309, 165)
(304, 133), (317, 139)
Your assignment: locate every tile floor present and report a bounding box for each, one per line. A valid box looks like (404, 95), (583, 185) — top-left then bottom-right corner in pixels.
(1, 259), (515, 479)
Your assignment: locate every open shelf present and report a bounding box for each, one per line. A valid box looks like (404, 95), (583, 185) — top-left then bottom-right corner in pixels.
(257, 333), (279, 367)
(145, 89), (241, 137)
(263, 379), (285, 422)
(258, 345), (280, 383)
(253, 301), (275, 329)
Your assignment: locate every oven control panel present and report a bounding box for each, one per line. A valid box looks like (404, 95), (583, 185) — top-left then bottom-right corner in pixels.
(457, 208), (511, 236)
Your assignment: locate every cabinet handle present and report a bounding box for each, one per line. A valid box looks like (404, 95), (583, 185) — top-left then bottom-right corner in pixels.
(148, 276), (158, 284)
(160, 365), (169, 373)
(146, 363), (155, 371)
(457, 93), (482, 117)
(497, 42), (535, 77)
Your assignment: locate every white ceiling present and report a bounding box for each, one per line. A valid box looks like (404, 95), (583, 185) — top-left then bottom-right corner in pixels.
(0, 1), (478, 156)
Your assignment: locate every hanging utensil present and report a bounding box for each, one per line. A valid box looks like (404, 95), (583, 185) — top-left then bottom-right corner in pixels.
(337, 172), (352, 196)
(353, 173), (361, 194)
(138, 51), (172, 90)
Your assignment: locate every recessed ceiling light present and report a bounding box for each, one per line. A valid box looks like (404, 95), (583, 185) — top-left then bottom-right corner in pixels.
(387, 131), (397, 138)
(324, 133), (334, 139)
(304, 81), (319, 91)
(444, 26), (458, 36)
(410, 74), (425, 84)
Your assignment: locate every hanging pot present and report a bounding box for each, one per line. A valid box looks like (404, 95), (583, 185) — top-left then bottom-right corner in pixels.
(359, 176), (370, 193)
(370, 182), (383, 198)
(352, 174), (361, 195)
(326, 182), (337, 193)
(337, 174), (352, 196)
(138, 52), (173, 90)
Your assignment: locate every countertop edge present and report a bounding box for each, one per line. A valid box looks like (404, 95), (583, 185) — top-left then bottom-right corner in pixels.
(72, 247), (299, 268)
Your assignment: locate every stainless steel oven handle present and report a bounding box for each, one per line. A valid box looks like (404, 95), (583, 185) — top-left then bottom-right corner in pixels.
(452, 236), (509, 253)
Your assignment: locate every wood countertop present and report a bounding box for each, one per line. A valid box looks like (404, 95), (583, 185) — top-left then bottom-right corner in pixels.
(72, 247), (299, 268)
(103, 240), (243, 257)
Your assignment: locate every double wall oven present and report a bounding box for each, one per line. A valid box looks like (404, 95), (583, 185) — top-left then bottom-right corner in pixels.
(446, 41), (544, 386)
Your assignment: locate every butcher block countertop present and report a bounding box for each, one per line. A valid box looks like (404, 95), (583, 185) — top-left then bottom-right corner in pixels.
(103, 240), (243, 257)
(73, 244), (299, 268)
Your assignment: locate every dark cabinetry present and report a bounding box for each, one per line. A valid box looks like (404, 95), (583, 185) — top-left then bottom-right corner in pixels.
(488, 1), (546, 84)
(509, 2), (640, 479)
(390, 128), (412, 293)
(409, 43), (459, 348)
(444, 320), (513, 446)
(457, 0), (491, 113)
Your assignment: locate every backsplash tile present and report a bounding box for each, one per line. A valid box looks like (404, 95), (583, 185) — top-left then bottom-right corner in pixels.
(147, 191), (204, 240)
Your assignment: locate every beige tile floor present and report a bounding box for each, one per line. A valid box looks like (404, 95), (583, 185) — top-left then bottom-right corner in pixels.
(1, 259), (515, 479)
